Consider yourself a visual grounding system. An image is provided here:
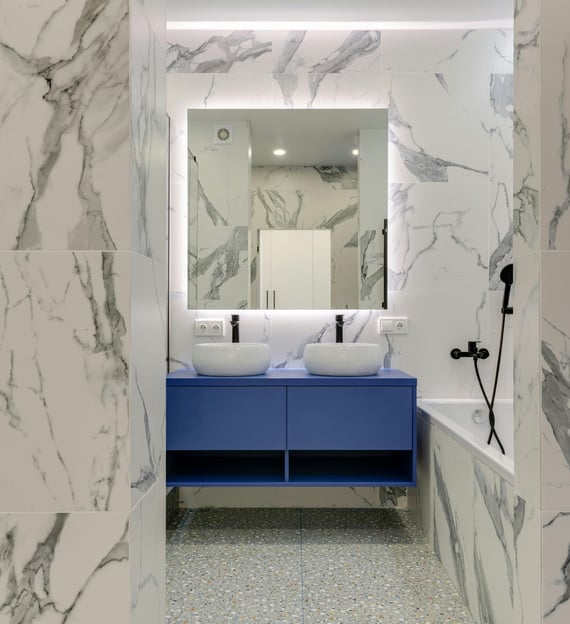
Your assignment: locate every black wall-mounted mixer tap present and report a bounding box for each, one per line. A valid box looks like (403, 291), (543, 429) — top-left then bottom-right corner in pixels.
(450, 341), (490, 360)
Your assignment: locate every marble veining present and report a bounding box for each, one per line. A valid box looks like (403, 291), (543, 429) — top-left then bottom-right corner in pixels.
(0, 252), (130, 511)
(489, 183), (513, 289)
(541, 334), (570, 470)
(473, 532), (496, 624)
(167, 31), (272, 73)
(0, 513), (129, 622)
(434, 454), (469, 602)
(131, 0), (168, 260)
(543, 512), (570, 620)
(473, 459), (514, 603)
(1, 0), (131, 251)
(545, 42), (570, 250)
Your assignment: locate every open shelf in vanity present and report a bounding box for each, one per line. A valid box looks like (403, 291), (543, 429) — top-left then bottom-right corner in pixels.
(166, 369), (417, 487)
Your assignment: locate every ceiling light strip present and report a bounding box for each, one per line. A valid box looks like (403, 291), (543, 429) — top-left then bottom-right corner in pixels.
(166, 20), (513, 31)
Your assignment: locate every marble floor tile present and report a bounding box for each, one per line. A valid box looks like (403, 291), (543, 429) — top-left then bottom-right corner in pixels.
(166, 508), (475, 624)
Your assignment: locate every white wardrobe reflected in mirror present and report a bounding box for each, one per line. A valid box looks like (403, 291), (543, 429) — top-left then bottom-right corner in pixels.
(258, 229), (331, 309)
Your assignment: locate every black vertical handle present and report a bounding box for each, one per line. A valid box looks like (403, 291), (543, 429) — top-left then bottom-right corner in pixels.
(382, 218), (388, 310)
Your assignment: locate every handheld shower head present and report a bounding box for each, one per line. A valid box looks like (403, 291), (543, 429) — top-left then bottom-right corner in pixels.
(500, 263), (513, 314)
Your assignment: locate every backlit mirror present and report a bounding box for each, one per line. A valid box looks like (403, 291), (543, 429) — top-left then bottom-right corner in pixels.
(187, 109), (388, 310)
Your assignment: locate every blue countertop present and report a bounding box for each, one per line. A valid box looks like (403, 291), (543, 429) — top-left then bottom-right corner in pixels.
(167, 368), (416, 387)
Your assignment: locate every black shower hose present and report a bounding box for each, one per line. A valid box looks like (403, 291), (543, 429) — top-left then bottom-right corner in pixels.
(473, 311), (507, 455)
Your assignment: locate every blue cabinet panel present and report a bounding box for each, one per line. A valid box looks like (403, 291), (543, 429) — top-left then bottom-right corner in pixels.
(167, 387), (286, 450)
(287, 387), (413, 450)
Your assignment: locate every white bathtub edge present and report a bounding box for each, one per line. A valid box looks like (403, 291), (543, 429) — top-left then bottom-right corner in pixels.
(417, 399), (514, 485)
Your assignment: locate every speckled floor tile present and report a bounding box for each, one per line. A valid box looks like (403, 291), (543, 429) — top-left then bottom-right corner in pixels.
(166, 508), (476, 624)
(167, 509), (302, 623)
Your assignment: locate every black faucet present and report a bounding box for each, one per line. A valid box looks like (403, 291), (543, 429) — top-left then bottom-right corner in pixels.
(335, 314), (344, 343)
(230, 314), (240, 343)
(450, 341), (489, 360)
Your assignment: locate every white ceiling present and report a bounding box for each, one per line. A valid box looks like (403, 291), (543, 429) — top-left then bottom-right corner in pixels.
(167, 0), (513, 25)
(188, 109), (388, 166)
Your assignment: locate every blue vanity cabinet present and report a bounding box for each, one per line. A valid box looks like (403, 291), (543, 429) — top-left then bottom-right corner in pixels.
(166, 369), (416, 487)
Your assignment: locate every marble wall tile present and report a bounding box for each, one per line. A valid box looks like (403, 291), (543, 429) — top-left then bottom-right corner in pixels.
(272, 30), (382, 74)
(273, 71), (392, 109)
(389, 183), (489, 293)
(268, 309), (380, 369)
(170, 72), (274, 110)
(179, 485), (406, 509)
(513, 251), (540, 506)
(135, 0), (166, 45)
(432, 425), (476, 611)
(0, 252), (130, 512)
(513, 0), (540, 255)
(131, 255), (166, 507)
(490, 74), (514, 184)
(131, 479), (166, 624)
(389, 73), (490, 183)
(541, 252), (570, 510)
(542, 511), (570, 622)
(0, 0), (130, 251)
(167, 30), (382, 76)
(428, 422), (518, 624)
(540, 1), (570, 250)
(386, 288), (495, 399)
(195, 225), (249, 309)
(512, 497), (541, 624)
(382, 30), (513, 74)
(167, 30), (276, 73)
(472, 457), (515, 624)
(0, 512), (129, 622)
(489, 182), (514, 289)
(131, 0), (168, 261)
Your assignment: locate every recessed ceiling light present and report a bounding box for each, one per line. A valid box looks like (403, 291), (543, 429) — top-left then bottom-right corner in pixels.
(352, 149), (359, 156)
(273, 148), (286, 156)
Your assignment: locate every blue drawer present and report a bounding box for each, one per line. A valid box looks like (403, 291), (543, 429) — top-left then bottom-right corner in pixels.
(287, 387), (413, 450)
(167, 387), (286, 450)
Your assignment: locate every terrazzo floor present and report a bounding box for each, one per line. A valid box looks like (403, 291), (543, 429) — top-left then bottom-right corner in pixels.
(166, 508), (476, 624)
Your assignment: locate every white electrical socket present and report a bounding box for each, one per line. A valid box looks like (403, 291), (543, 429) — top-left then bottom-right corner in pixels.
(378, 317), (408, 334)
(194, 319), (226, 337)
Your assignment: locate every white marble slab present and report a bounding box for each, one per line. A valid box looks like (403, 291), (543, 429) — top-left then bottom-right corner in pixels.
(382, 30), (513, 74)
(389, 183), (489, 293)
(131, 255), (167, 507)
(542, 511), (570, 622)
(540, 252), (570, 510)
(0, 0), (130, 251)
(432, 425), (476, 612)
(131, 0), (168, 261)
(512, 252), (540, 506)
(472, 457), (515, 624)
(489, 182), (514, 289)
(0, 512), (129, 622)
(0, 252), (130, 511)
(513, 1), (540, 256)
(179, 485), (406, 509)
(131, 479), (166, 624)
(389, 73), (490, 183)
(540, 2), (570, 250)
(512, 497), (541, 624)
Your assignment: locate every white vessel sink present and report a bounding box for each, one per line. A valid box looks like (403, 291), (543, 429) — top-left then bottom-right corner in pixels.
(303, 343), (382, 376)
(192, 343), (271, 376)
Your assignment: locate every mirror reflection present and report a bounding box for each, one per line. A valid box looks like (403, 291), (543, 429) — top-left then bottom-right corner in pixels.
(187, 109), (388, 310)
